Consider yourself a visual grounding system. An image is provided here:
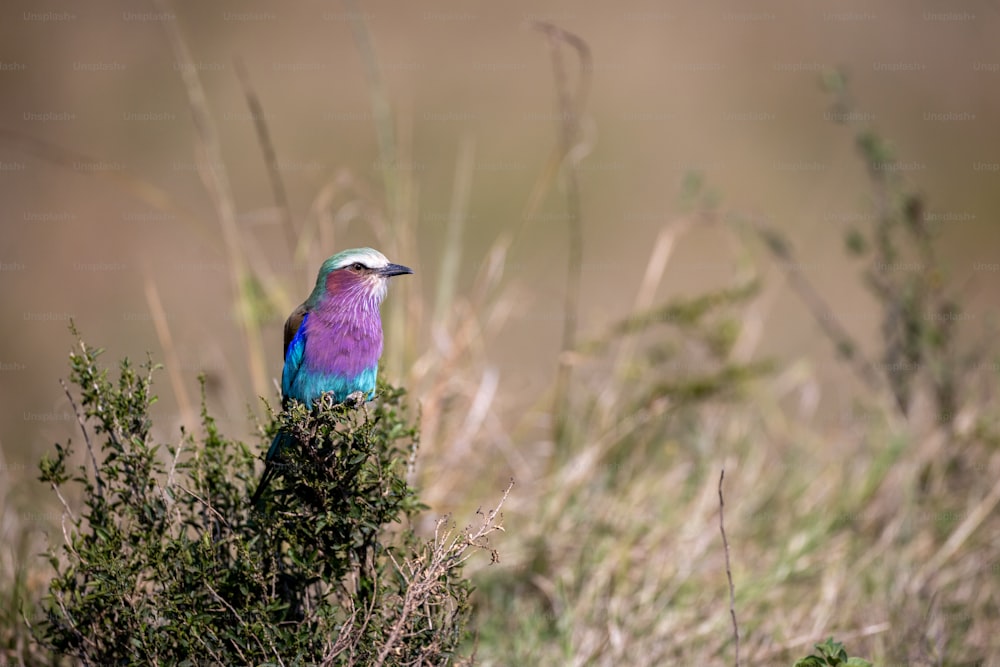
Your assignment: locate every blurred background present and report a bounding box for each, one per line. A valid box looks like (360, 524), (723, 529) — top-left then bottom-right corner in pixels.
(2, 0), (999, 662)
(3, 0), (997, 461)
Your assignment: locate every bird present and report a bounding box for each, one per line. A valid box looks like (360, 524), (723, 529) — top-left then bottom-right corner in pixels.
(250, 247), (412, 505)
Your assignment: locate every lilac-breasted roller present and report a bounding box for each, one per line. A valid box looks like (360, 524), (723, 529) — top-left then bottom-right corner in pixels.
(250, 247), (412, 505)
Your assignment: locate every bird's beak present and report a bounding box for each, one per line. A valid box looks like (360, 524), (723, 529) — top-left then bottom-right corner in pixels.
(379, 263), (413, 277)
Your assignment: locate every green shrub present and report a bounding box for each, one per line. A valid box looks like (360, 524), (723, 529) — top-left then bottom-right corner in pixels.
(793, 637), (872, 667)
(35, 331), (503, 665)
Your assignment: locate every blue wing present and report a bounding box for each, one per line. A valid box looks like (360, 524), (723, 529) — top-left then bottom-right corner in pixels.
(281, 311), (309, 404)
(253, 307), (311, 504)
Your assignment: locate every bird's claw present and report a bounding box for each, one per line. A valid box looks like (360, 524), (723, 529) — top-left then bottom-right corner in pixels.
(344, 390), (367, 408)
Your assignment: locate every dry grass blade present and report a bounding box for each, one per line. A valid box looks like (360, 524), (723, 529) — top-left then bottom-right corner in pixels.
(297, 169), (356, 267)
(142, 272), (197, 494)
(912, 469), (1000, 594)
(531, 21), (592, 455)
(344, 0), (397, 206)
(598, 218), (692, 427)
(154, 0), (269, 400)
(233, 56), (298, 256)
(434, 133), (476, 329)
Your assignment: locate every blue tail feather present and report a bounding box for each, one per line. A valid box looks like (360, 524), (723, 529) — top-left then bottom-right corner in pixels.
(251, 430), (298, 505)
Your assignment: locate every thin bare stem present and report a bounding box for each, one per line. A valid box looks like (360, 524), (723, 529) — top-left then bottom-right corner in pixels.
(600, 219), (692, 429)
(434, 133), (476, 328)
(344, 0), (396, 206)
(175, 485), (230, 528)
(750, 218), (884, 394)
(233, 56), (298, 256)
(374, 479), (513, 667)
(532, 22), (592, 454)
(50, 484), (76, 527)
(718, 469), (740, 667)
(54, 591), (93, 654)
(206, 581), (283, 666)
(60, 379), (102, 500)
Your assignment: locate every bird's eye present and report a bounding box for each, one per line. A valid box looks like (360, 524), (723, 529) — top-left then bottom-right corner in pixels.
(351, 262), (365, 271)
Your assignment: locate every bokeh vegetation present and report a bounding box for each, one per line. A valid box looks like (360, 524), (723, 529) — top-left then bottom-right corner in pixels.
(2, 6), (999, 666)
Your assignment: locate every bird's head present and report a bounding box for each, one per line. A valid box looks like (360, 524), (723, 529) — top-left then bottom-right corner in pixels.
(308, 247), (412, 310)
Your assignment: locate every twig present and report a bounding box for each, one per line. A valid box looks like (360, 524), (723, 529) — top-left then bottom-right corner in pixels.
(233, 56), (298, 256)
(718, 469), (740, 667)
(61, 378), (102, 500)
(176, 484), (230, 528)
(57, 496), (76, 536)
(374, 479), (513, 667)
(321, 605), (360, 666)
(54, 591), (95, 654)
(532, 21), (592, 454)
(750, 219), (885, 394)
(206, 581), (283, 666)
(192, 631), (227, 666)
(322, 577), (379, 666)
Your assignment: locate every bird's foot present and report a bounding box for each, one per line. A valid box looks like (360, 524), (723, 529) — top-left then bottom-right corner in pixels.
(320, 393), (338, 411)
(344, 390), (367, 408)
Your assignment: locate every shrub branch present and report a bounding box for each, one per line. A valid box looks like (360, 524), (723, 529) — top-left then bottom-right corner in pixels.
(718, 469), (740, 667)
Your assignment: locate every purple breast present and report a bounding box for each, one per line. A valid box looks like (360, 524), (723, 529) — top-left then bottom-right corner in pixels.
(302, 305), (383, 379)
